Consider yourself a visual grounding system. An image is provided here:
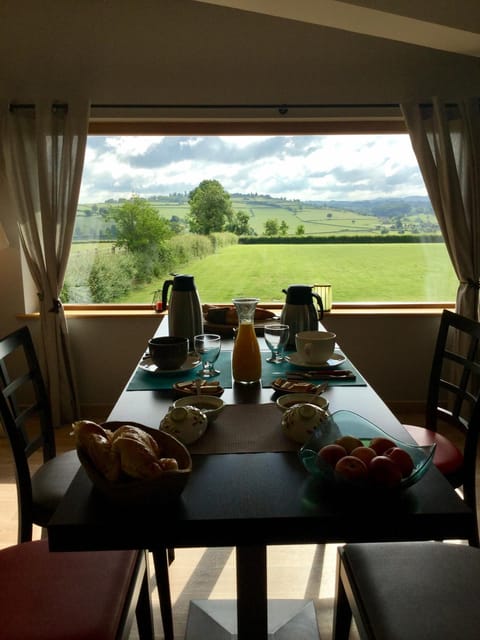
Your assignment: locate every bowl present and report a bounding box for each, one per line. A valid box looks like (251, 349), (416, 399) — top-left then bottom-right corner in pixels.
(173, 394), (225, 423)
(276, 393), (329, 412)
(76, 421), (192, 506)
(299, 410), (435, 492)
(160, 406), (208, 445)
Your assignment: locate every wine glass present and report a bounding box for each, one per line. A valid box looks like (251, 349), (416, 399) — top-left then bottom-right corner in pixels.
(194, 333), (221, 378)
(263, 324), (290, 363)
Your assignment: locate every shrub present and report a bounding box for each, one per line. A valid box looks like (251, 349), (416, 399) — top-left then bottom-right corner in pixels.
(88, 252), (137, 302)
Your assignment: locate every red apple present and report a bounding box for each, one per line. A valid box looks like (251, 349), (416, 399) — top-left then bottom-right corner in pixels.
(369, 436), (397, 455)
(335, 435), (364, 454)
(317, 443), (347, 468)
(369, 455), (402, 488)
(351, 445), (376, 466)
(334, 455), (368, 481)
(385, 447), (414, 478)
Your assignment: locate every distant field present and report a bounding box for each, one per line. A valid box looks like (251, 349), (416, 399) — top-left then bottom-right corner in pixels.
(119, 243), (457, 304)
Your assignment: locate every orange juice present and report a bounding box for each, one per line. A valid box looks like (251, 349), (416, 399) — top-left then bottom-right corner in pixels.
(232, 322), (261, 383)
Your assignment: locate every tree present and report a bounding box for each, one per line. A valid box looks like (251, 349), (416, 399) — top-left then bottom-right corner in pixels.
(279, 220), (289, 235)
(188, 179), (234, 234)
(264, 218), (279, 235)
(296, 224), (305, 235)
(225, 210), (254, 235)
(109, 195), (173, 254)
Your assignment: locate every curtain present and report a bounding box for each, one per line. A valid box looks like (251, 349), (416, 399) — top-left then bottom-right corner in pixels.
(401, 98), (480, 322)
(3, 100), (90, 426)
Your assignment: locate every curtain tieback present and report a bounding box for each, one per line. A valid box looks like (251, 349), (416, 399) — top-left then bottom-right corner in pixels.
(49, 299), (62, 313)
(461, 279), (480, 290)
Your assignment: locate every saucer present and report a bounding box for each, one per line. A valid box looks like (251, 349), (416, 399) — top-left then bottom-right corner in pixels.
(139, 353), (201, 375)
(286, 352), (347, 369)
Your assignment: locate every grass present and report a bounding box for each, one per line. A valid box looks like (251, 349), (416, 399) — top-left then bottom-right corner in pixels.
(122, 242), (457, 304)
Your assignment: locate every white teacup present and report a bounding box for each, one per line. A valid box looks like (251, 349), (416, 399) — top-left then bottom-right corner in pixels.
(295, 330), (336, 364)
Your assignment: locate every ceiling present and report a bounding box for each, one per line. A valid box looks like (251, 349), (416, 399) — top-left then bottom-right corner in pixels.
(194, 0), (480, 57)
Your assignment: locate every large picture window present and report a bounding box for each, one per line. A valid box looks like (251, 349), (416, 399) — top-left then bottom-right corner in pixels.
(64, 130), (456, 306)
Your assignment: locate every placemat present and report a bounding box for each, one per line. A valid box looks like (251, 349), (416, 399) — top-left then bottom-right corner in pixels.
(261, 354), (367, 387)
(127, 348), (367, 392)
(188, 403), (299, 454)
(127, 350), (233, 391)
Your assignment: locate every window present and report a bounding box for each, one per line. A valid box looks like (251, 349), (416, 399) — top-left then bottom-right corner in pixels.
(64, 121), (456, 307)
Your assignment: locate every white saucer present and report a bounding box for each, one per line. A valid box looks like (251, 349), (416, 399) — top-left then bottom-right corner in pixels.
(286, 352), (347, 369)
(139, 353), (201, 375)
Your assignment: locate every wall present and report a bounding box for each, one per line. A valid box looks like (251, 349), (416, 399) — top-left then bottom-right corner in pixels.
(0, 0), (467, 414)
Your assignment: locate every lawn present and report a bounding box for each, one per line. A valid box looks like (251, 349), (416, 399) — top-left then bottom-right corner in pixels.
(122, 243), (457, 304)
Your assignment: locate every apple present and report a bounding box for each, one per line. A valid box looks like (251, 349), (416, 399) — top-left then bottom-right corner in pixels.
(317, 443), (347, 468)
(385, 447), (414, 478)
(335, 435), (364, 454)
(350, 445), (377, 466)
(369, 436), (397, 455)
(369, 455), (402, 488)
(334, 455), (368, 481)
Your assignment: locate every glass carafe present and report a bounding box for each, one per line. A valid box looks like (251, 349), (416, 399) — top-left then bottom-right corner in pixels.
(232, 297), (262, 384)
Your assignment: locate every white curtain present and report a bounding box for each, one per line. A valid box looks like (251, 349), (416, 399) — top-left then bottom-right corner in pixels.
(3, 100), (90, 426)
(401, 98), (480, 321)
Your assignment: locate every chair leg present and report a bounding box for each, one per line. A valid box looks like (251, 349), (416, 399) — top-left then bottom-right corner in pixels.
(136, 551), (155, 640)
(152, 547), (175, 640)
(332, 549), (353, 640)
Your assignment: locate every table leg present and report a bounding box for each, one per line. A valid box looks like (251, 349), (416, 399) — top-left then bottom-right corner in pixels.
(236, 545), (268, 639)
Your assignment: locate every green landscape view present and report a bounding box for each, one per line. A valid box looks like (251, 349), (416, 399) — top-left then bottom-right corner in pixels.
(66, 191), (457, 305)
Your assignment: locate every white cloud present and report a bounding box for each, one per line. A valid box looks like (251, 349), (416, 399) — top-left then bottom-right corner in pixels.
(79, 134), (427, 203)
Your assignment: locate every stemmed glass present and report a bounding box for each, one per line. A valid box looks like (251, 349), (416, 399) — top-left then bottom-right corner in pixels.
(263, 323), (290, 363)
(194, 333), (221, 378)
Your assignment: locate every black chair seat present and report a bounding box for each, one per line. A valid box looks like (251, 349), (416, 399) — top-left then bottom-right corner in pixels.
(31, 449), (80, 523)
(335, 541), (480, 640)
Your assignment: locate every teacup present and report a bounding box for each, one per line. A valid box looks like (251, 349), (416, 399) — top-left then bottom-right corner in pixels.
(295, 330), (336, 364)
(148, 336), (188, 370)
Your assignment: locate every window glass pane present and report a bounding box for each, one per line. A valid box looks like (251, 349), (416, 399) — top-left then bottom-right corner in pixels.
(64, 133), (456, 305)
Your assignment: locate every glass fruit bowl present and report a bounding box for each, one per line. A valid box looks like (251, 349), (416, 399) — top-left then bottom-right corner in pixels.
(299, 410), (436, 491)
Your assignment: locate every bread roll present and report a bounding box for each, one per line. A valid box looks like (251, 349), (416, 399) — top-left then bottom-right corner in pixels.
(111, 424), (161, 457)
(84, 433), (122, 483)
(71, 420), (111, 449)
(113, 436), (164, 480)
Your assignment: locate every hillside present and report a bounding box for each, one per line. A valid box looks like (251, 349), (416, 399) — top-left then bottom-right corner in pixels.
(75, 194), (439, 241)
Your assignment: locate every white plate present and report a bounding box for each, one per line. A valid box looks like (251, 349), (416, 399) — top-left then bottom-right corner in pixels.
(139, 353), (201, 375)
(286, 352), (347, 369)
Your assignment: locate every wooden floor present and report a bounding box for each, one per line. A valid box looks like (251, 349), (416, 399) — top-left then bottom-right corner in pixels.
(0, 412), (475, 640)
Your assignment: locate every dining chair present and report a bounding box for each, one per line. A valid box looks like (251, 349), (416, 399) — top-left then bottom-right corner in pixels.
(0, 325), (173, 638)
(333, 541), (480, 640)
(402, 309), (480, 545)
(0, 540), (154, 639)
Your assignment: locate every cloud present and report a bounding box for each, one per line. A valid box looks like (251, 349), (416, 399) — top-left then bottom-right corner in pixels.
(79, 134), (428, 203)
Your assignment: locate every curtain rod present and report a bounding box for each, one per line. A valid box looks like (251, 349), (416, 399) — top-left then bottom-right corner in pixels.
(9, 102), (402, 114)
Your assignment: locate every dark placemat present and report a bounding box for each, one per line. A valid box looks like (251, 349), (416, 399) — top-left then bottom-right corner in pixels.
(127, 350), (233, 391)
(261, 352), (367, 387)
(127, 349), (367, 392)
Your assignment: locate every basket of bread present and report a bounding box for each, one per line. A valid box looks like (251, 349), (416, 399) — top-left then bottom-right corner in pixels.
(72, 420), (192, 506)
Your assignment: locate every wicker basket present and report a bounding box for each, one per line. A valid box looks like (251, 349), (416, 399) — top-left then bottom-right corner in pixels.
(77, 421), (192, 506)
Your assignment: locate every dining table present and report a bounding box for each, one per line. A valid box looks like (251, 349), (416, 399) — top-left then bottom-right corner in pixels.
(47, 318), (476, 640)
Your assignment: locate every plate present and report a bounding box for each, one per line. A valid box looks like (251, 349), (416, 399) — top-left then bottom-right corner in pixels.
(286, 352), (347, 369)
(299, 410), (435, 492)
(139, 353), (201, 375)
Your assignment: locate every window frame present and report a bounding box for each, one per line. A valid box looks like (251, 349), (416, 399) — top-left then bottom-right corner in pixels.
(65, 110), (454, 314)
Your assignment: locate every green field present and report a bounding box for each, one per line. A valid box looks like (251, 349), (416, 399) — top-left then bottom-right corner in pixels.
(78, 194), (439, 239)
(118, 242), (457, 304)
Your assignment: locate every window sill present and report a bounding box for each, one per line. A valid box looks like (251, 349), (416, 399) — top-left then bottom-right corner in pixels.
(17, 302), (455, 320)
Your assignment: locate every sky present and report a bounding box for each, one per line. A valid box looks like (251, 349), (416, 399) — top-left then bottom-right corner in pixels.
(79, 134), (428, 204)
